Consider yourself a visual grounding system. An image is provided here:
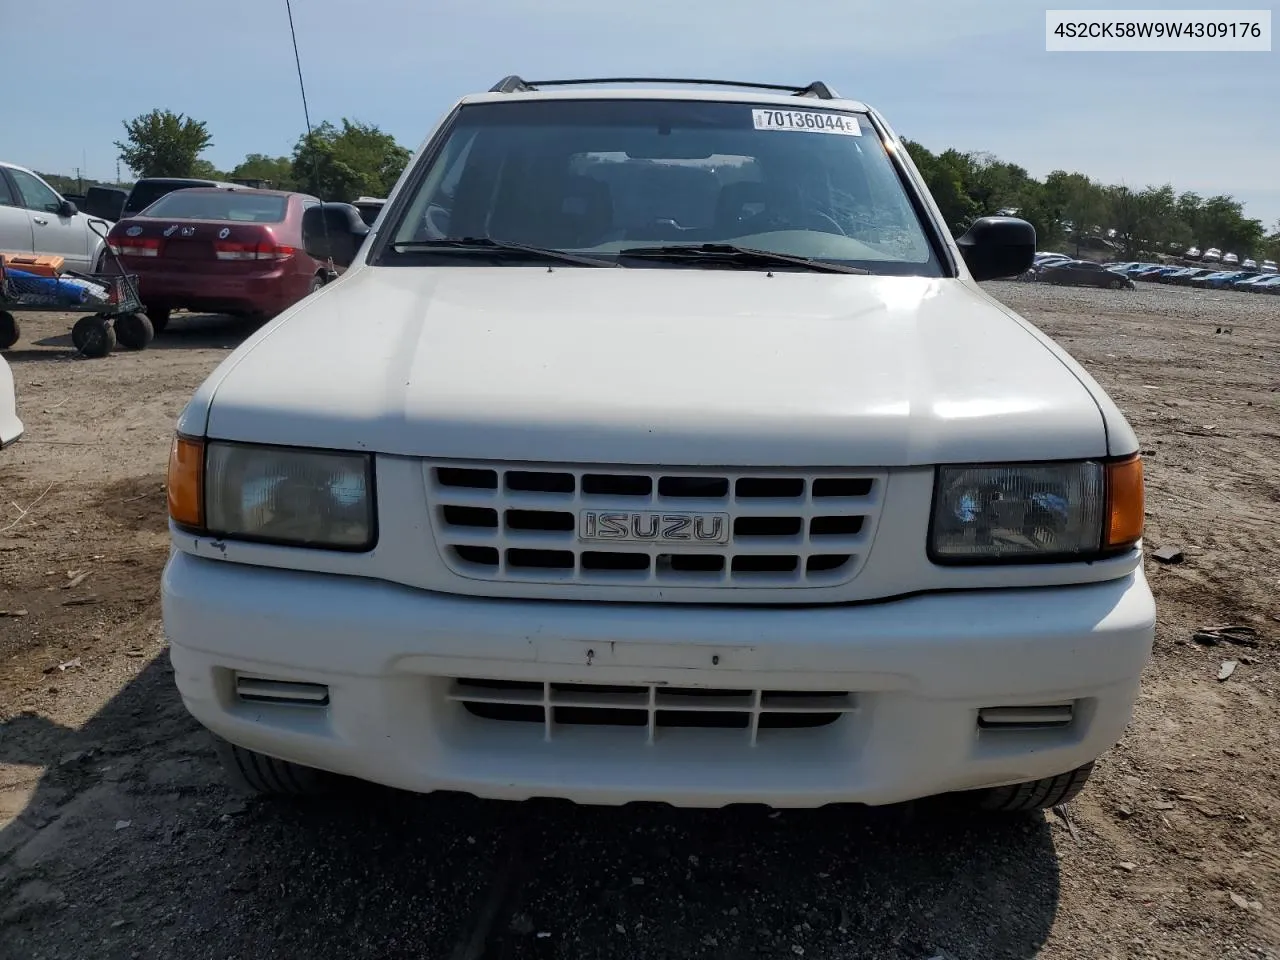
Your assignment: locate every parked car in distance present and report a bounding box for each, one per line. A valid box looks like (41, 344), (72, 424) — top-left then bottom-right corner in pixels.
(1242, 258), (1257, 270)
(1251, 275), (1280, 293)
(1039, 259), (1135, 289)
(352, 196), (386, 227)
(1229, 274), (1273, 291)
(161, 75), (1154, 818)
(1132, 264), (1173, 280)
(105, 188), (341, 333)
(1202, 247), (1222, 262)
(1165, 267), (1216, 285)
(1260, 259), (1278, 273)
(1222, 252), (1239, 265)
(0, 351), (20, 447)
(83, 185), (128, 222)
(0, 161), (111, 273)
(120, 177), (248, 219)
(1193, 270), (1254, 289)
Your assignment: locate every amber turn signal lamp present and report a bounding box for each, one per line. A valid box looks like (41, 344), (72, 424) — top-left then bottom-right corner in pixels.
(167, 435), (205, 530)
(1105, 455), (1144, 549)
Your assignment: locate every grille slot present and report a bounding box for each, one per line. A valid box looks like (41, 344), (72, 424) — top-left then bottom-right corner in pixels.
(583, 474), (652, 497)
(442, 505), (498, 528)
(813, 477), (873, 498)
(507, 471), (574, 494)
(437, 467), (497, 489)
(659, 476), (730, 499)
(449, 679), (857, 744)
(506, 509), (574, 532)
(426, 461), (883, 589)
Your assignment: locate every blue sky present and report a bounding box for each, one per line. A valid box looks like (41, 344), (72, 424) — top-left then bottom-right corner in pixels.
(2, 0), (1276, 227)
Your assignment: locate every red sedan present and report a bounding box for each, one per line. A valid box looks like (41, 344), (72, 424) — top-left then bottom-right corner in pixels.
(105, 188), (332, 333)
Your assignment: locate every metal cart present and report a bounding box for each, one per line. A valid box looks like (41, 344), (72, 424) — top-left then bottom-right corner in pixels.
(0, 220), (154, 358)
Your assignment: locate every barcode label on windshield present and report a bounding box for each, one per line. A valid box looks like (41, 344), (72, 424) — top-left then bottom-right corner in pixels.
(751, 109), (861, 136)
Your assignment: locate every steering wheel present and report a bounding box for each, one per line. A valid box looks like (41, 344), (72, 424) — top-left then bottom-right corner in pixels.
(422, 203), (451, 239)
(801, 211), (848, 236)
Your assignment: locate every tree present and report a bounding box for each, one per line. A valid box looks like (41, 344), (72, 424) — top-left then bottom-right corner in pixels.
(1264, 221), (1280, 263)
(902, 140), (979, 235)
(230, 154), (295, 190)
(115, 110), (213, 178)
(291, 120), (410, 202)
(190, 159), (225, 180)
(1043, 171), (1105, 256)
(1194, 195), (1264, 257)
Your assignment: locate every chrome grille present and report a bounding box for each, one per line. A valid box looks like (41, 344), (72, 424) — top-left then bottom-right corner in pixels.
(448, 678), (858, 745)
(425, 461), (885, 587)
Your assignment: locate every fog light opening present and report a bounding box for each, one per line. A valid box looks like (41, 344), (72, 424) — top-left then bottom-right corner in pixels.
(234, 674), (330, 706)
(977, 703), (1074, 729)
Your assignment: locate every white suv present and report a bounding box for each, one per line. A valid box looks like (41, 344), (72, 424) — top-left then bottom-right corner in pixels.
(0, 352), (20, 449)
(161, 77), (1154, 813)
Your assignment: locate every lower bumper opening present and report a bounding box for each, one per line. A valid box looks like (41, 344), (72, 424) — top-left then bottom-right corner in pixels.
(450, 678), (854, 744)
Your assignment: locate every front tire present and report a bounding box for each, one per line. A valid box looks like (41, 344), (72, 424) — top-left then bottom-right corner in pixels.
(146, 306), (171, 334)
(971, 761), (1095, 812)
(213, 737), (332, 797)
(72, 316), (115, 358)
(115, 312), (154, 350)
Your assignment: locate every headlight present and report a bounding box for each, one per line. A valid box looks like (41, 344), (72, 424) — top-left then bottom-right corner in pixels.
(929, 458), (1142, 563)
(167, 436), (375, 550)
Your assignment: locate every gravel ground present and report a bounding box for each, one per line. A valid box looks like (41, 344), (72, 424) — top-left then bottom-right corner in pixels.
(1, 282), (1278, 960)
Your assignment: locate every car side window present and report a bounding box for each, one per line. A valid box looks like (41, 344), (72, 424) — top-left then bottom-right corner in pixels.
(300, 200), (321, 246)
(9, 169), (63, 214)
(0, 173), (17, 207)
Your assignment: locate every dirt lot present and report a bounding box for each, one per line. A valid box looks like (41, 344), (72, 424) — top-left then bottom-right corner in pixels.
(1, 284), (1278, 960)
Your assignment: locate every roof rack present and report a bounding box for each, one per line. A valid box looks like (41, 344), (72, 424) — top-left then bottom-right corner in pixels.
(487, 76), (840, 99)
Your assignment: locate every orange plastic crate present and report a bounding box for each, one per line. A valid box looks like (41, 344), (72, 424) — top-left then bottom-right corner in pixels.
(0, 253), (65, 277)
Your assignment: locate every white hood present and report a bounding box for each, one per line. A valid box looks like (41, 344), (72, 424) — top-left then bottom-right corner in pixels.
(198, 265), (1108, 467)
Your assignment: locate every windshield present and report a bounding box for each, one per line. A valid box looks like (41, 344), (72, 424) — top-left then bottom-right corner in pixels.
(139, 190), (287, 222)
(379, 98), (941, 275)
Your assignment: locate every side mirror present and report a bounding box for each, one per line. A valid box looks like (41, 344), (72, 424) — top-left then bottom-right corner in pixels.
(955, 216), (1036, 281)
(58, 199), (79, 218)
(301, 202), (370, 268)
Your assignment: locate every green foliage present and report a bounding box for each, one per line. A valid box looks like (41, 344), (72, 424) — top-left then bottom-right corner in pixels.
(115, 110), (214, 178)
(290, 119), (410, 202)
(35, 172), (123, 195)
(190, 159), (225, 180)
(902, 139), (1266, 259)
(229, 154), (296, 190)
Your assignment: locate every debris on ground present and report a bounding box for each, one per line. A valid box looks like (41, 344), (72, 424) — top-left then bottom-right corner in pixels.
(1218, 660), (1239, 681)
(1152, 546), (1185, 564)
(1192, 625), (1260, 647)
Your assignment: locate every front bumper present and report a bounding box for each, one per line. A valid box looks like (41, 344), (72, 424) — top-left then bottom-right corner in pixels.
(162, 551), (1155, 807)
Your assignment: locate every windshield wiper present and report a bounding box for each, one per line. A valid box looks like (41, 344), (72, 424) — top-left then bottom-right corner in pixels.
(615, 243), (870, 275)
(390, 236), (613, 267)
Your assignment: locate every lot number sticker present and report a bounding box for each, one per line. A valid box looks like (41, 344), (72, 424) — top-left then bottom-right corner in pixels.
(752, 109), (861, 136)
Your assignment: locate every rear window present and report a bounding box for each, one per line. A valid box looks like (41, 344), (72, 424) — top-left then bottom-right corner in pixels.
(139, 191), (288, 222)
(123, 180), (215, 215)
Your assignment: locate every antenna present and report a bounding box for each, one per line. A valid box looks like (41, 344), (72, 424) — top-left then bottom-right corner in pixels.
(284, 0), (336, 278)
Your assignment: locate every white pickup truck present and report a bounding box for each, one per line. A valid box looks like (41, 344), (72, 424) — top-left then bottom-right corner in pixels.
(161, 77), (1154, 814)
